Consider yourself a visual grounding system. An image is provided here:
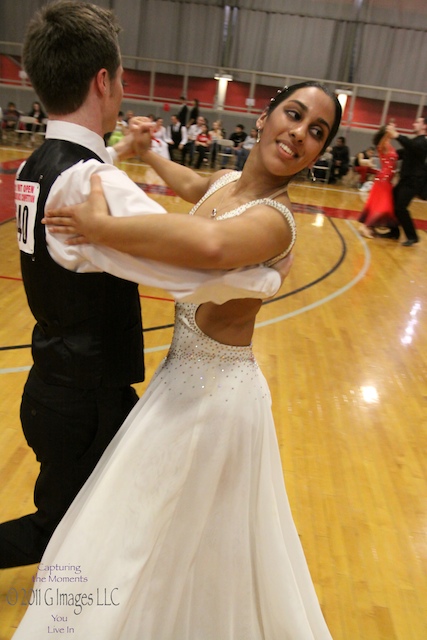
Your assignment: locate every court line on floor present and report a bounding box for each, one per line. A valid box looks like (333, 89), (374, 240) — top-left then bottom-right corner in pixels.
(0, 221), (370, 369)
(0, 220), (371, 375)
(135, 220), (370, 353)
(257, 220), (370, 327)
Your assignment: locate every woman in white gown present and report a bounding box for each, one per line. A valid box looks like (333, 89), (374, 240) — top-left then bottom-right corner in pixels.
(14, 82), (341, 639)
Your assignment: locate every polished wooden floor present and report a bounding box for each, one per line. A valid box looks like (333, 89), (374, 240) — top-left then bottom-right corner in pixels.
(0, 142), (426, 639)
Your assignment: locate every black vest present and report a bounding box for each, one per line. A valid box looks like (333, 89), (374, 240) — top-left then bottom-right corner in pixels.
(171, 124), (183, 146)
(17, 139), (144, 388)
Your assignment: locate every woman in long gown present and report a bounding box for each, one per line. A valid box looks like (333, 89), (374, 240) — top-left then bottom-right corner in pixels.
(14, 82), (341, 640)
(358, 126), (399, 238)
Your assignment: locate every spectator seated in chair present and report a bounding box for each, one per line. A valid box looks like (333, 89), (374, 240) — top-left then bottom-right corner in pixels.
(353, 146), (379, 185)
(235, 128), (257, 171)
(27, 101), (46, 132)
(194, 123), (211, 169)
(1, 101), (21, 135)
(166, 114), (188, 163)
(329, 136), (350, 184)
(221, 124), (247, 168)
(312, 146), (332, 182)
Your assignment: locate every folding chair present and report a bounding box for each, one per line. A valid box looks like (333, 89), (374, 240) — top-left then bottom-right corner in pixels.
(15, 116), (39, 146)
(215, 139), (235, 169)
(312, 158), (332, 183)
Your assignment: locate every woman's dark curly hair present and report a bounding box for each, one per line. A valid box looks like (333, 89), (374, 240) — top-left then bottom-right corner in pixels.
(373, 126), (387, 147)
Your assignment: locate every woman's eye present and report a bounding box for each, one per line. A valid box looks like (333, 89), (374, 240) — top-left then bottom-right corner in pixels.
(286, 109), (300, 121)
(311, 126), (324, 139)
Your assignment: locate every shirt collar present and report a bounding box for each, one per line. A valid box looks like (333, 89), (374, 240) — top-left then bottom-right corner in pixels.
(46, 120), (112, 164)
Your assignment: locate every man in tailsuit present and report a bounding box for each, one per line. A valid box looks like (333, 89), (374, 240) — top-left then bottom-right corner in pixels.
(387, 118), (427, 245)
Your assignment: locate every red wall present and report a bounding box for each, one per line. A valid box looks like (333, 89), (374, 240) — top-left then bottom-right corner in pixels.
(1, 55), (423, 131)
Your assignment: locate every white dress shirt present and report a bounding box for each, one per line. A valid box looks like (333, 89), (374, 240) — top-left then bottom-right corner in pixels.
(16, 121), (281, 303)
(187, 124), (202, 142)
(166, 123), (188, 146)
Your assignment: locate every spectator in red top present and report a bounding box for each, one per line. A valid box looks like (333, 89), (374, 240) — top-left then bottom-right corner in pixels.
(353, 146), (378, 185)
(194, 123), (211, 169)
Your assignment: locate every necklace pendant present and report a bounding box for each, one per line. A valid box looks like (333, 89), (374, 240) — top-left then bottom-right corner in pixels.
(211, 208), (217, 218)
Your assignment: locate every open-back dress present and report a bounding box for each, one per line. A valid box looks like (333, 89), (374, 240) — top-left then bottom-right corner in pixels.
(13, 173), (332, 639)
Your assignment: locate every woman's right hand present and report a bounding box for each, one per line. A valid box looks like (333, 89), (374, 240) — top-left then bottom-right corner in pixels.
(128, 117), (157, 158)
(43, 173), (108, 245)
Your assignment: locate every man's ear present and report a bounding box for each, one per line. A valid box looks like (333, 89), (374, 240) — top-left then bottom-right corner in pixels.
(95, 68), (108, 97)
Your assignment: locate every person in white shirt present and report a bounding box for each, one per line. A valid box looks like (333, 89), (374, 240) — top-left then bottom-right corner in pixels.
(235, 126), (258, 170)
(183, 115), (205, 166)
(166, 113), (188, 162)
(150, 116), (170, 159)
(208, 119), (224, 168)
(0, 0), (283, 570)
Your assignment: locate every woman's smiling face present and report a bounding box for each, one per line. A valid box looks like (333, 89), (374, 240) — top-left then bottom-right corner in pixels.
(256, 86), (336, 177)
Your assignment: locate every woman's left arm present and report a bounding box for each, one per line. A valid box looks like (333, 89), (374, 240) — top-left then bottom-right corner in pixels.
(45, 175), (292, 270)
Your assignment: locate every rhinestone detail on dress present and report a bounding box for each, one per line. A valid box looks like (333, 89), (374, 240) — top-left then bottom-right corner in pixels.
(188, 171), (296, 265)
(167, 303), (256, 365)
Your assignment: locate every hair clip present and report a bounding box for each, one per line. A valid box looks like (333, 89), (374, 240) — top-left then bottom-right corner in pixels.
(270, 86), (289, 103)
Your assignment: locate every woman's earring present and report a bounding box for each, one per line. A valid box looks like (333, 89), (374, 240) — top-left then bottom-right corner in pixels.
(256, 129), (261, 143)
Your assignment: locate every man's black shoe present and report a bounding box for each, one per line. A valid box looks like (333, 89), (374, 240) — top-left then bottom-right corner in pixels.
(374, 227), (399, 239)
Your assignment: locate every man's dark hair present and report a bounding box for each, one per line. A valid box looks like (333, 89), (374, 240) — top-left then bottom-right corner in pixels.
(23, 0), (121, 115)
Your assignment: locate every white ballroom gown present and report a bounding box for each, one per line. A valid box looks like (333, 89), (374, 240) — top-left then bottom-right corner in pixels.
(13, 174), (333, 639)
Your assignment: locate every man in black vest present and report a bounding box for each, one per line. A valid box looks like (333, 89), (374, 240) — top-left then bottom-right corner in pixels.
(1, 1), (283, 568)
(166, 114), (188, 163)
(0, 0), (145, 569)
(387, 118), (427, 245)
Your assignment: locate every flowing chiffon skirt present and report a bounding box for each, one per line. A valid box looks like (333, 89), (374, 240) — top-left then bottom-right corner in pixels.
(359, 144), (398, 229)
(359, 179), (397, 228)
(13, 303), (332, 639)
